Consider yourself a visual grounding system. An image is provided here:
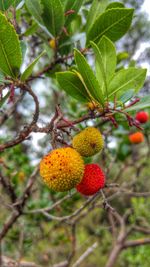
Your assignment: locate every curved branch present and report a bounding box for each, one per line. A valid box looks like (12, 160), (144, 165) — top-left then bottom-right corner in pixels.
(0, 91), (24, 126)
(0, 83), (39, 152)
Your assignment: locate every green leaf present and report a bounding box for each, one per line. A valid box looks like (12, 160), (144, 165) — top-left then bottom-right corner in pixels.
(21, 51), (45, 81)
(41, 0), (64, 36)
(74, 49), (104, 105)
(13, 0), (23, 7)
(25, 0), (44, 26)
(65, 0), (84, 25)
(20, 41), (27, 61)
(0, 0), (22, 10)
(108, 68), (147, 98)
(98, 36), (116, 82)
(23, 22), (38, 37)
(0, 0), (12, 10)
(125, 96), (150, 112)
(90, 41), (108, 97)
(86, 8), (134, 45)
(71, 14), (82, 33)
(43, 43), (54, 60)
(0, 12), (22, 77)
(0, 72), (5, 84)
(91, 36), (116, 96)
(119, 89), (134, 103)
(60, 0), (66, 5)
(0, 72), (11, 85)
(72, 69), (95, 101)
(86, 0), (108, 33)
(0, 92), (10, 108)
(117, 51), (129, 63)
(56, 71), (90, 102)
(106, 2), (125, 10)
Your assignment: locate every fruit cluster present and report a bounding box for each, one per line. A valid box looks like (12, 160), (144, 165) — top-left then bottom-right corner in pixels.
(40, 110), (148, 195)
(129, 111), (149, 144)
(40, 127), (105, 196)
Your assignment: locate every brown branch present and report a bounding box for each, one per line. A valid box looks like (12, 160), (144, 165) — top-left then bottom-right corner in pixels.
(104, 201), (150, 267)
(101, 191), (129, 267)
(67, 223), (77, 266)
(32, 110), (106, 134)
(105, 216), (127, 267)
(0, 167), (39, 241)
(27, 191), (76, 214)
(0, 83), (39, 152)
(108, 210), (117, 241)
(0, 91), (24, 126)
(31, 191), (101, 223)
(123, 238), (150, 249)
(28, 49), (89, 81)
(0, 171), (17, 203)
(133, 225), (150, 234)
(28, 57), (68, 81)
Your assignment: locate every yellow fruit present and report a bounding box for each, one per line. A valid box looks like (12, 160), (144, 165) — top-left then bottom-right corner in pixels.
(49, 39), (56, 50)
(72, 127), (104, 157)
(40, 147), (84, 192)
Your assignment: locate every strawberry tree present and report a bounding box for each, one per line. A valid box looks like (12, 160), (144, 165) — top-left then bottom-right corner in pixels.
(0, 1), (150, 267)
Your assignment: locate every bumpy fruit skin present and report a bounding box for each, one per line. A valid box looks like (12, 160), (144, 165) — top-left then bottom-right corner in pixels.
(76, 164), (105, 196)
(135, 111), (149, 124)
(129, 132), (144, 144)
(40, 147), (84, 192)
(72, 127), (104, 157)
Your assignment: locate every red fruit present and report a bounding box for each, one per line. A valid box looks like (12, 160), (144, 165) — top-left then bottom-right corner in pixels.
(129, 132), (144, 144)
(135, 111), (149, 124)
(76, 164), (105, 196)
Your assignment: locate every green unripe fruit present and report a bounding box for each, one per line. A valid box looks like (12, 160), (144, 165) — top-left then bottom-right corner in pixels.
(72, 127), (104, 157)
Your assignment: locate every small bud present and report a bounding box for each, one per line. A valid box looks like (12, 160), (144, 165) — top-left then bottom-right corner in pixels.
(49, 39), (56, 50)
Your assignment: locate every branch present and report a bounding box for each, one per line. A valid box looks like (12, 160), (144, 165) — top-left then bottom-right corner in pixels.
(103, 193), (128, 267)
(108, 209), (117, 240)
(27, 191), (76, 214)
(28, 49), (88, 81)
(123, 238), (150, 248)
(0, 167), (39, 241)
(0, 83), (39, 152)
(31, 191), (101, 223)
(72, 242), (98, 267)
(67, 223), (76, 266)
(105, 220), (127, 267)
(53, 261), (68, 267)
(0, 171), (17, 203)
(1, 256), (41, 267)
(133, 225), (150, 234)
(32, 110), (106, 133)
(0, 91), (24, 126)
